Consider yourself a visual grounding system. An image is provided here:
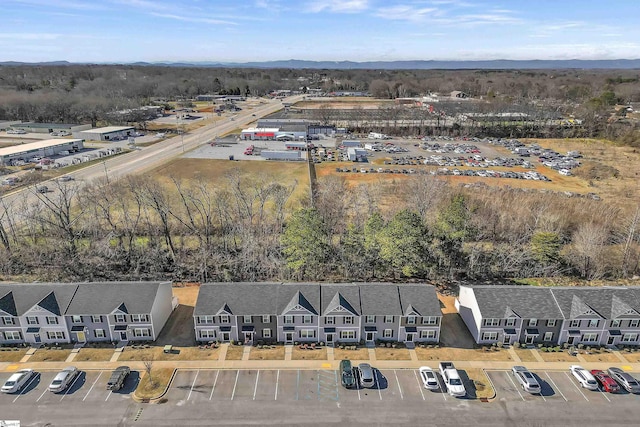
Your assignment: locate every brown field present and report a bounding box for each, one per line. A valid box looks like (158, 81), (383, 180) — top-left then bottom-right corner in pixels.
(0, 348), (28, 362)
(296, 98), (392, 109)
(291, 347), (327, 360)
(464, 368), (495, 399)
(580, 351), (622, 363)
(135, 368), (174, 400)
(374, 347), (411, 360)
(538, 350), (577, 362)
(224, 344), (245, 360)
(513, 348), (539, 363)
(414, 347), (512, 361)
(617, 351), (640, 363)
(332, 347), (370, 361)
(249, 346), (285, 360)
(74, 348), (115, 362)
(29, 348), (72, 362)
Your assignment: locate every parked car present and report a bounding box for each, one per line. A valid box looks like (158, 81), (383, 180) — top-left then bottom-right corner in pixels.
(512, 366), (541, 394)
(340, 360), (355, 389)
(357, 363), (375, 388)
(49, 366), (79, 393)
(419, 366), (439, 390)
(607, 367), (640, 393)
(36, 185), (48, 193)
(590, 370), (620, 393)
(106, 366), (130, 391)
(2, 369), (35, 393)
(569, 365), (598, 390)
(439, 362), (466, 397)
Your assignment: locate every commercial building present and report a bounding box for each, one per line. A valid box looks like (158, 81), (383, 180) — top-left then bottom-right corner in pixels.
(0, 121), (21, 131)
(74, 126), (135, 141)
(240, 128), (280, 141)
(0, 139), (84, 166)
(347, 147), (367, 161)
(8, 122), (91, 135)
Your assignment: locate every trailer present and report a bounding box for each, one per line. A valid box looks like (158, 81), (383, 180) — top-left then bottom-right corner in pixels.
(260, 150), (302, 161)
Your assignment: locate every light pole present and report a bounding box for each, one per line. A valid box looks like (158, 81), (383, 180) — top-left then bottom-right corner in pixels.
(177, 114), (185, 153)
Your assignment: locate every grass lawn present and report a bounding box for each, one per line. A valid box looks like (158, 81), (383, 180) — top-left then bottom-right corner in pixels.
(513, 348), (539, 363)
(0, 348), (27, 362)
(414, 347), (512, 362)
(580, 351), (622, 363)
(118, 347), (164, 362)
(374, 347), (411, 360)
(333, 347), (370, 361)
(74, 348), (115, 362)
(249, 346), (285, 360)
(538, 350), (577, 362)
(119, 346), (220, 361)
(615, 351), (640, 363)
(464, 368), (495, 400)
(224, 345), (246, 360)
(135, 368), (175, 400)
(29, 348), (72, 362)
(291, 347), (327, 360)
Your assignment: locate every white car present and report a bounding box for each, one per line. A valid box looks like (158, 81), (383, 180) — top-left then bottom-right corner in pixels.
(1, 369), (35, 393)
(419, 366), (439, 390)
(49, 366), (79, 393)
(570, 365), (598, 390)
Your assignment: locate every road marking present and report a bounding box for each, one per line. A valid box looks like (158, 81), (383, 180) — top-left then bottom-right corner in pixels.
(544, 372), (567, 402)
(274, 370), (279, 401)
(376, 370), (382, 400)
(231, 370), (239, 401)
(413, 370), (425, 400)
(393, 370), (403, 400)
(83, 371), (102, 401)
(253, 370), (260, 400)
(61, 372), (83, 401)
(187, 370), (200, 401)
(13, 373), (39, 403)
(437, 374), (447, 401)
(296, 370), (300, 401)
(209, 370), (220, 401)
(105, 390), (112, 401)
(564, 372), (589, 401)
(505, 371), (526, 401)
(599, 387), (611, 402)
(36, 386), (49, 402)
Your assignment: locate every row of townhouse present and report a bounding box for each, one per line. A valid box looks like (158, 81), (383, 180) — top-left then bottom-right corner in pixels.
(0, 282), (173, 346)
(194, 283), (442, 345)
(457, 285), (640, 347)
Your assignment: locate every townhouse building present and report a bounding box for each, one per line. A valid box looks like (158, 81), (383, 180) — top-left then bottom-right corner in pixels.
(457, 285), (640, 347)
(0, 282), (173, 346)
(194, 282), (442, 345)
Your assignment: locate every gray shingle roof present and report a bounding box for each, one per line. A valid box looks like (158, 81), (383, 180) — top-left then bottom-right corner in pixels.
(0, 290), (17, 316)
(0, 284), (77, 316)
(321, 285), (360, 316)
(398, 284), (441, 317)
(358, 283), (403, 315)
(65, 282), (169, 315)
(468, 286), (563, 319)
(194, 283), (280, 316)
(277, 284), (320, 315)
(551, 288), (640, 319)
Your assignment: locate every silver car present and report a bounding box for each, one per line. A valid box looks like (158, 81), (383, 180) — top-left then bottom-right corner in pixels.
(358, 363), (375, 388)
(512, 366), (541, 394)
(49, 366), (79, 393)
(607, 367), (640, 393)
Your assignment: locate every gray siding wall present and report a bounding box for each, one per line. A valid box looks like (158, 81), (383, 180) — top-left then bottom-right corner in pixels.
(0, 315), (22, 345)
(362, 315), (398, 342)
(519, 318), (563, 345)
(150, 282), (174, 341)
(66, 315), (110, 342)
(20, 308), (69, 344)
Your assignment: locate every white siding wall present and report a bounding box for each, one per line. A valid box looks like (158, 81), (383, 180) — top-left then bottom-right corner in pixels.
(456, 287), (483, 343)
(150, 282), (174, 340)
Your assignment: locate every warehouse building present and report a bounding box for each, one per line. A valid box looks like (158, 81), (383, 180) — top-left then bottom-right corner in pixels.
(8, 122), (91, 135)
(347, 147), (367, 162)
(74, 126), (135, 141)
(240, 128), (280, 141)
(0, 121), (21, 131)
(0, 139), (84, 166)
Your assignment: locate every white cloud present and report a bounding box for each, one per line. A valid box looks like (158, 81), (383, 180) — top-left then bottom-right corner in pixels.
(306, 0), (370, 13)
(0, 33), (62, 41)
(150, 13), (237, 26)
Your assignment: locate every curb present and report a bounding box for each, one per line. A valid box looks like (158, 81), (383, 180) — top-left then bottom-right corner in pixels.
(479, 368), (497, 402)
(132, 368), (178, 404)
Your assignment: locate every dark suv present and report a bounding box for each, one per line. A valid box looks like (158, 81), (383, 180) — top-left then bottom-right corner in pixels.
(107, 366), (131, 391)
(340, 360), (355, 389)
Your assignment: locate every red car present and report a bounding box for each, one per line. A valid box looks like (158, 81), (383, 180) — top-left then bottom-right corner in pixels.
(591, 370), (621, 393)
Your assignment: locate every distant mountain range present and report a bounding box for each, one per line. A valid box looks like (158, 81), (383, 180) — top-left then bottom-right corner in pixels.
(2, 59), (640, 69)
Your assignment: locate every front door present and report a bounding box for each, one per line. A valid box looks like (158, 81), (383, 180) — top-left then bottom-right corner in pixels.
(567, 336), (575, 345)
(607, 336), (616, 345)
(326, 334), (333, 344)
(366, 332), (374, 341)
(77, 332), (86, 342)
(285, 332), (294, 343)
(525, 335), (534, 344)
(120, 331), (127, 341)
(406, 334), (414, 342)
(244, 333), (253, 344)
(221, 332), (230, 342)
(503, 335), (511, 345)
(34, 334), (41, 343)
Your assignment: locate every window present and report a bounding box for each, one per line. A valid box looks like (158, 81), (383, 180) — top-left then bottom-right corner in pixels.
(3, 331), (21, 340)
(546, 319), (556, 327)
(2, 317), (15, 325)
(481, 332), (498, 341)
(622, 333), (638, 342)
(420, 330), (437, 339)
(303, 315), (312, 324)
(384, 316), (394, 323)
(199, 330), (216, 339)
(284, 315), (293, 324)
(26, 316), (39, 325)
(72, 315), (82, 324)
(383, 329), (393, 338)
(588, 319), (599, 328)
(92, 315), (102, 323)
(582, 333), (598, 343)
(505, 318), (516, 327)
(133, 328), (151, 337)
(365, 315), (375, 324)
(262, 315), (270, 324)
(343, 316), (353, 325)
(94, 329), (106, 338)
(46, 317), (58, 325)
(220, 315), (230, 324)
(611, 319), (621, 328)
(543, 332), (554, 341)
(263, 329), (272, 338)
(483, 319), (499, 327)
(299, 329), (315, 338)
(47, 331), (65, 340)
(407, 316), (416, 325)
(243, 315), (252, 324)
(340, 330), (355, 340)
(528, 319), (538, 327)
(569, 320), (580, 328)
(199, 315), (214, 324)
(422, 317), (438, 326)
(115, 314), (126, 323)
(630, 319), (640, 328)
(131, 314), (149, 323)
(325, 316), (335, 325)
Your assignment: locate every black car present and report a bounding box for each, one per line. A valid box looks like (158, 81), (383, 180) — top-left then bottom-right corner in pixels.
(107, 366), (130, 391)
(340, 360), (355, 389)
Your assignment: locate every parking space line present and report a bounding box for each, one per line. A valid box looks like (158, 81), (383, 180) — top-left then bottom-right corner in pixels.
(209, 370), (220, 401)
(13, 373), (39, 403)
(376, 370), (382, 400)
(231, 370), (239, 401)
(61, 373), (83, 401)
(36, 386), (49, 402)
(296, 370), (300, 401)
(394, 370), (403, 400)
(187, 370), (200, 401)
(437, 375), (447, 401)
(505, 372), (525, 401)
(253, 371), (260, 401)
(413, 370), (425, 400)
(544, 373), (567, 402)
(274, 370), (279, 401)
(105, 390), (112, 401)
(564, 372), (589, 401)
(599, 387), (611, 402)
(83, 371), (102, 401)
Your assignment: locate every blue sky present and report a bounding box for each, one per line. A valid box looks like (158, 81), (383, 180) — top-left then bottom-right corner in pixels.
(2, 0), (639, 62)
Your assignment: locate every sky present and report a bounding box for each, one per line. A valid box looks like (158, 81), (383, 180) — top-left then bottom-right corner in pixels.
(1, 0), (639, 63)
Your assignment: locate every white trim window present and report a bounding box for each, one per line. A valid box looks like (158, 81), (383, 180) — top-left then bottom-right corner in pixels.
(263, 329), (272, 338)
(72, 315), (82, 324)
(262, 315), (270, 324)
(582, 333), (598, 343)
(340, 330), (355, 340)
(199, 315), (214, 324)
(407, 316), (417, 325)
(622, 333), (638, 342)
(546, 319), (556, 327)
(299, 329), (315, 339)
(243, 315), (252, 324)
(2, 317), (15, 325)
(94, 329), (106, 338)
(384, 315), (394, 324)
(284, 315), (293, 324)
(481, 332), (498, 341)
(365, 315), (375, 324)
(133, 328), (151, 337)
(528, 319), (538, 327)
(588, 319), (599, 328)
(325, 316), (335, 325)
(115, 314), (126, 323)
(505, 318), (516, 327)
(3, 331), (21, 340)
(543, 332), (554, 341)
(343, 316), (353, 325)
(199, 330), (216, 339)
(303, 315), (312, 324)
(26, 316), (39, 325)
(131, 314), (149, 323)
(47, 331), (65, 340)
(92, 315), (102, 323)
(611, 319), (621, 328)
(483, 319), (499, 327)
(420, 330), (437, 339)
(383, 329), (393, 338)
(630, 319), (640, 328)
(46, 316), (59, 325)
(422, 317), (438, 326)
(220, 315), (230, 324)
(569, 320), (580, 328)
